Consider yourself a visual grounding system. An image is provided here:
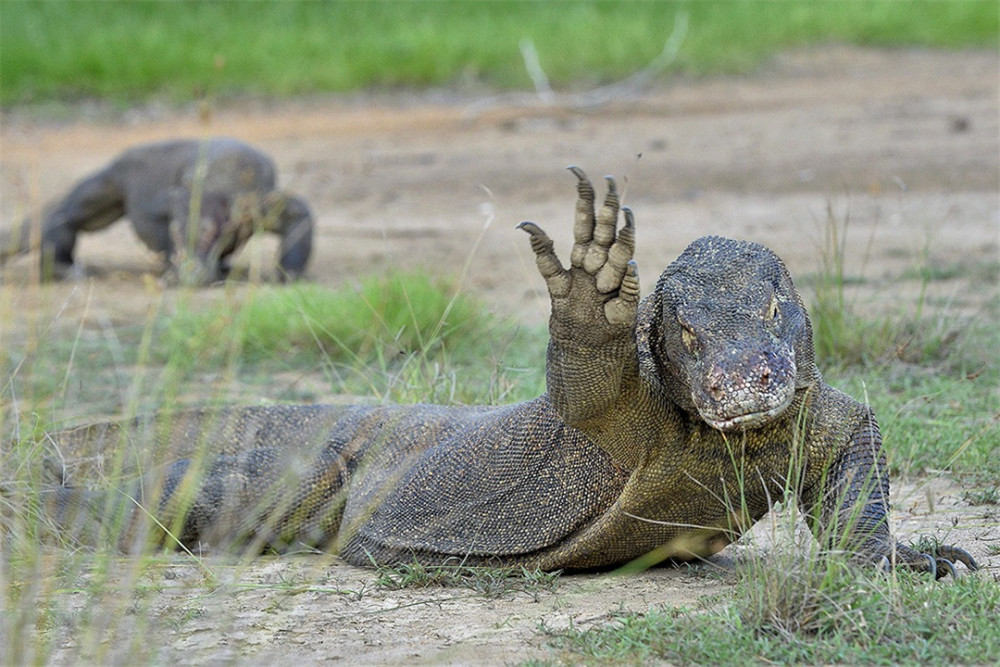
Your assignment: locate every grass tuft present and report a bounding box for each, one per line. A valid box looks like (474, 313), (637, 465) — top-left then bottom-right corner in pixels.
(805, 204), (999, 483)
(153, 272), (545, 405)
(961, 486), (1000, 506)
(542, 557), (1000, 664)
(161, 272), (490, 366)
(374, 560), (560, 600)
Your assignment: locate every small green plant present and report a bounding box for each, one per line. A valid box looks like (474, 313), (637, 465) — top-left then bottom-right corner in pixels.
(809, 203), (898, 369)
(373, 560), (559, 600)
(961, 486), (1000, 506)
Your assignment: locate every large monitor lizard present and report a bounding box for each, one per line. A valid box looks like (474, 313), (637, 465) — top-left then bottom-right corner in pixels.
(1, 137), (313, 283)
(38, 168), (976, 578)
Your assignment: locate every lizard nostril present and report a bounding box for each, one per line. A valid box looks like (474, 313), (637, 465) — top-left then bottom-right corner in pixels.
(759, 369), (771, 388)
(708, 380), (723, 400)
(706, 365), (728, 401)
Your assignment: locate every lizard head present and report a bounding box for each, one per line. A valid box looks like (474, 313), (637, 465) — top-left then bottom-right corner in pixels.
(637, 236), (817, 432)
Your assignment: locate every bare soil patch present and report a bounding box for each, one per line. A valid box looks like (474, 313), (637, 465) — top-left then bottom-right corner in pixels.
(2, 47), (998, 664)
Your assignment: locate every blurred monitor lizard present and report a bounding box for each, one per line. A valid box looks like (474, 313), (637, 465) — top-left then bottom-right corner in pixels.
(1, 137), (313, 284)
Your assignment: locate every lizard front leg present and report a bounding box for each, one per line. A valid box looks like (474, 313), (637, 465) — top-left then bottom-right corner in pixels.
(803, 409), (978, 578)
(519, 167), (640, 428)
(261, 191), (313, 281)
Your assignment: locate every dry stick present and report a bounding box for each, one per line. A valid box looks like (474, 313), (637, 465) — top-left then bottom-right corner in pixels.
(571, 9), (689, 110)
(519, 38), (554, 104)
(464, 9), (689, 119)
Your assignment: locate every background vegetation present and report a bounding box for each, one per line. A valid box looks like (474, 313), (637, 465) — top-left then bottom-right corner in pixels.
(2, 0), (997, 106)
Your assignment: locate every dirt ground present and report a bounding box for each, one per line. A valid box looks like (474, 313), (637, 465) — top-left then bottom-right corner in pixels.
(1, 47), (998, 664)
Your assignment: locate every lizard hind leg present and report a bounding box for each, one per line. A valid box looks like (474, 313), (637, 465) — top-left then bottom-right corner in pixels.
(895, 542), (979, 579)
(40, 168), (125, 279)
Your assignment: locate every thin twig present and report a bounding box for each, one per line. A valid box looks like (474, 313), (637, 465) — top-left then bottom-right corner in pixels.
(464, 10), (689, 119)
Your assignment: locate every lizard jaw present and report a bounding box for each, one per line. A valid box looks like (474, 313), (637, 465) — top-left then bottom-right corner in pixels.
(698, 390), (795, 432)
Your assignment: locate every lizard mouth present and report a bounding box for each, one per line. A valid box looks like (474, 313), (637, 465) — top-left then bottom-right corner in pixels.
(703, 403), (790, 432)
(697, 388), (795, 432)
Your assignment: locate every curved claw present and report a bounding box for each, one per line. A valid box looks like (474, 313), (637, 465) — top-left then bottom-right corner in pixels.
(603, 175), (618, 197)
(622, 206), (635, 231)
(934, 545), (979, 572)
(919, 552), (937, 578)
(517, 220), (544, 236)
(934, 558), (958, 580)
(517, 221), (552, 254)
(518, 221), (555, 258)
(568, 166), (594, 203)
(569, 166), (596, 266)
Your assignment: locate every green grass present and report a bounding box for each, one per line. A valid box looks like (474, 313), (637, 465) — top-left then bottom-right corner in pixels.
(541, 564), (1000, 664)
(161, 273), (493, 366)
(803, 202), (999, 485)
(1, 272), (546, 420)
(157, 272), (547, 405)
(963, 486), (999, 506)
(816, 304), (1000, 485)
(2, 0), (996, 106)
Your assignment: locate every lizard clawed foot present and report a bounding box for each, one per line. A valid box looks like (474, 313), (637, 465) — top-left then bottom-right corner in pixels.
(892, 542), (979, 579)
(926, 544), (978, 579)
(518, 167), (640, 337)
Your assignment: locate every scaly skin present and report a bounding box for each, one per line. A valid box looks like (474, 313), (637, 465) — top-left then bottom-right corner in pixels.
(37, 169), (976, 577)
(0, 138), (313, 283)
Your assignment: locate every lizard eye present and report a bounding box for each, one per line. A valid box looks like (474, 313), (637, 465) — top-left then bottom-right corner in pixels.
(764, 295), (780, 322)
(681, 326), (699, 354)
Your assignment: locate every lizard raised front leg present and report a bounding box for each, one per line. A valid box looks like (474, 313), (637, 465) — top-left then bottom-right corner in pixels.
(519, 167), (639, 426)
(519, 168), (647, 469)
